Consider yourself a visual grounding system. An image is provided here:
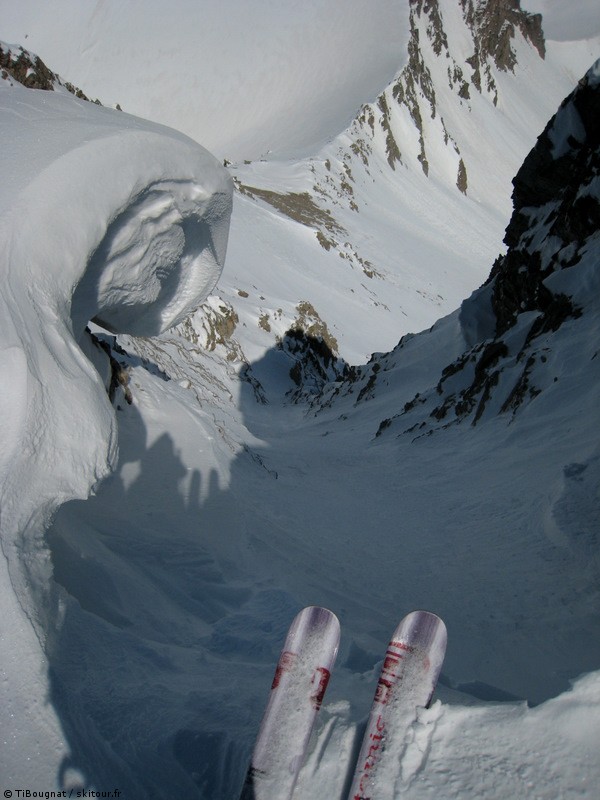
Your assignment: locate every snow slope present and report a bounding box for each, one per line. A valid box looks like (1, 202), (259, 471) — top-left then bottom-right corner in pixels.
(1, 3), (600, 799)
(0, 0), (409, 161)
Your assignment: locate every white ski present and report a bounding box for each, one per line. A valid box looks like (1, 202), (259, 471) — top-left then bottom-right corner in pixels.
(348, 610), (447, 800)
(240, 605), (340, 800)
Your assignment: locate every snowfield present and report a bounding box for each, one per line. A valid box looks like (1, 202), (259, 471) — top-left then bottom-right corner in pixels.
(0, 0), (409, 162)
(1, 2), (600, 799)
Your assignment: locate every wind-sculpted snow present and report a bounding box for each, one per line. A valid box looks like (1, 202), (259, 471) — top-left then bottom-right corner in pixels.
(0, 86), (232, 782)
(0, 86), (232, 532)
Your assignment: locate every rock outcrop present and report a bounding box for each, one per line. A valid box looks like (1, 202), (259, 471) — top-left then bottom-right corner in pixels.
(1, 40), (102, 103)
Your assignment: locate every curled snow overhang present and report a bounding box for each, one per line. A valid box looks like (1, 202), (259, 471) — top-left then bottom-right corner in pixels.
(0, 88), (233, 338)
(0, 87), (232, 593)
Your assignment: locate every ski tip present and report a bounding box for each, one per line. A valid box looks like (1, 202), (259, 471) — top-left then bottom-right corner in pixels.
(295, 605), (341, 630)
(396, 610), (447, 650)
(286, 606), (341, 659)
(401, 609), (446, 625)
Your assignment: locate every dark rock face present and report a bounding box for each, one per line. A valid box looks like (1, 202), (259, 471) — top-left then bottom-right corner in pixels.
(510, 76), (600, 214)
(0, 43), (56, 90)
(279, 330), (349, 404)
(461, 0), (545, 72)
(430, 60), (598, 426)
(347, 59), (600, 436)
(491, 64), (600, 337)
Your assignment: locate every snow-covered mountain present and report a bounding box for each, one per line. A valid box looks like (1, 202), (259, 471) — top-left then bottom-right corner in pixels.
(334, 53), (600, 434)
(209, 0), (599, 373)
(1, 2), (599, 798)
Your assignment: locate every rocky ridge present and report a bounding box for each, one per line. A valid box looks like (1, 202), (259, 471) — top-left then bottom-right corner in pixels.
(218, 0), (551, 397)
(1, 40), (105, 104)
(327, 58), (599, 436)
(312, 0), (545, 205)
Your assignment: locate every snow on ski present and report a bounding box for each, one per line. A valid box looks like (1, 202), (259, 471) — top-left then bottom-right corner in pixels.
(240, 605), (340, 800)
(348, 610), (447, 800)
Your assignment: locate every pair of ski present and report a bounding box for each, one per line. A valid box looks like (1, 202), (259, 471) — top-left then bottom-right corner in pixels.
(239, 606), (447, 800)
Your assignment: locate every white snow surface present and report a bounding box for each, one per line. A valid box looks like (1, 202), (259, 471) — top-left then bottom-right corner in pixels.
(1, 4), (600, 800)
(0, 0), (409, 161)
